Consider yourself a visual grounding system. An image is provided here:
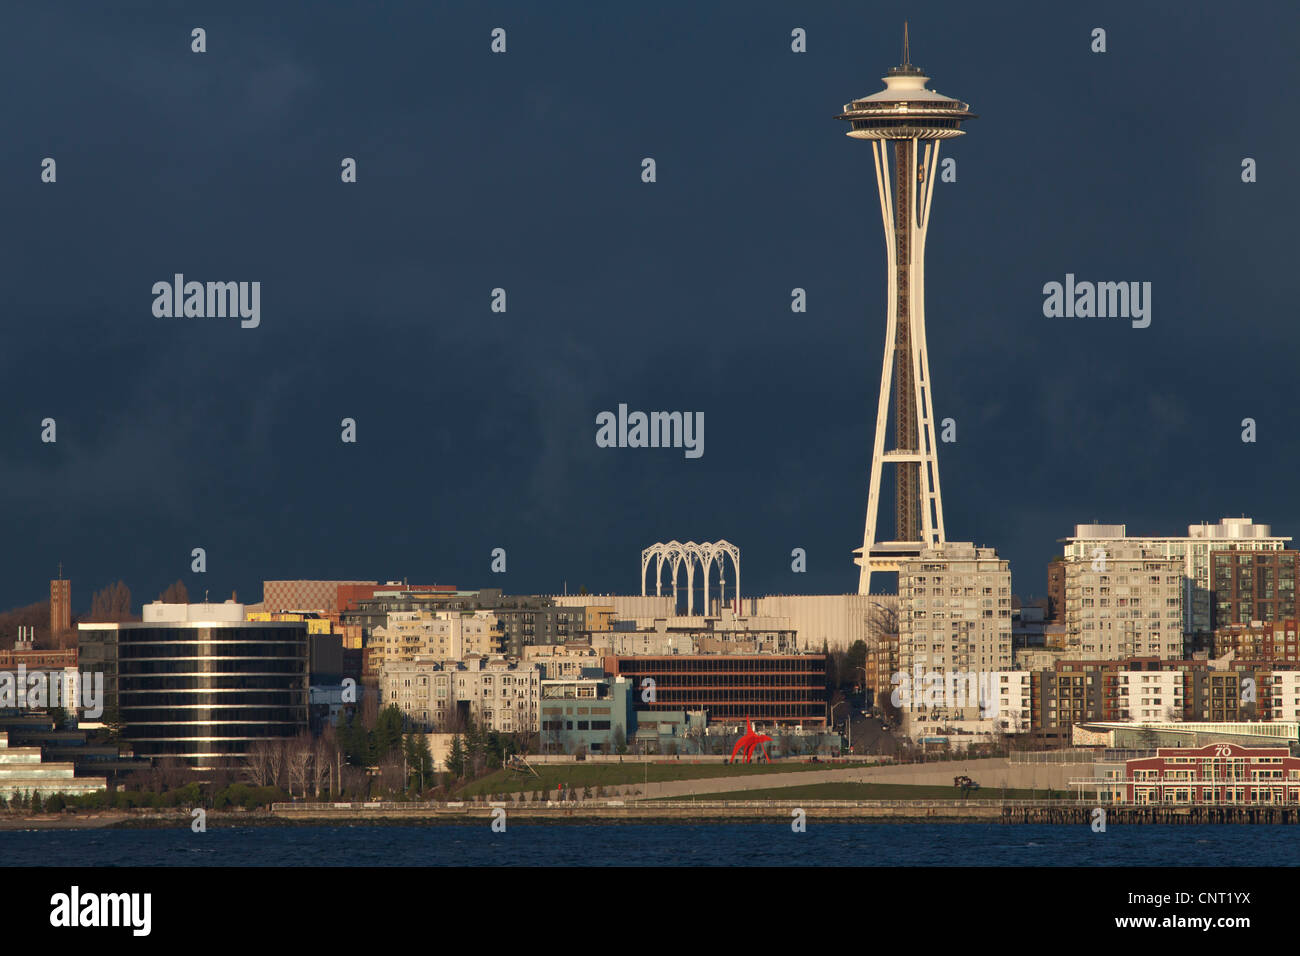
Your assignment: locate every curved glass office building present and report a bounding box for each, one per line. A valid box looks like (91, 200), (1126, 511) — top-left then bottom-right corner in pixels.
(79, 602), (308, 769)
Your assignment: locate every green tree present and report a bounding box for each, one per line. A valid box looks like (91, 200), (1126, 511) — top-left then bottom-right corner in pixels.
(464, 717), (487, 775)
(823, 639), (838, 692)
(404, 733), (435, 792)
(446, 735), (467, 780)
(372, 705), (405, 763)
(485, 730), (519, 769)
(416, 733), (435, 790)
(98, 704), (125, 745)
(338, 711), (368, 767)
(845, 640), (868, 678)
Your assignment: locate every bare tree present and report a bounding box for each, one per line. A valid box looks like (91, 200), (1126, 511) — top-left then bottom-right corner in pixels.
(87, 581), (135, 623)
(287, 732), (314, 798)
(340, 765), (368, 801)
(208, 757), (237, 794)
(269, 738), (288, 789)
(377, 753), (404, 796)
(361, 683), (380, 730)
(322, 722), (345, 797)
(157, 580), (189, 604)
(244, 739), (284, 788)
(158, 757), (190, 791)
(312, 734), (333, 799)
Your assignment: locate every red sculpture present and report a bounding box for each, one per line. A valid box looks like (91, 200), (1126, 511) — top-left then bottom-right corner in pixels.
(729, 718), (772, 763)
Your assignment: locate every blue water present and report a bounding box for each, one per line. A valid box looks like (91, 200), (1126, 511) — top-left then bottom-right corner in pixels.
(3, 823), (1299, 866)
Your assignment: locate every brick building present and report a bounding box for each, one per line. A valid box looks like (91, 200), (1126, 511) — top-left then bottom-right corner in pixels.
(1077, 743), (1300, 805)
(1212, 619), (1300, 663)
(50, 578), (71, 639)
(1211, 551), (1299, 629)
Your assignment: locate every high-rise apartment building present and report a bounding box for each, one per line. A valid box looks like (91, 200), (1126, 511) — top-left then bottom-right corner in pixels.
(897, 542), (1012, 674)
(1211, 550), (1299, 628)
(1061, 518), (1291, 640)
(1063, 545), (1183, 660)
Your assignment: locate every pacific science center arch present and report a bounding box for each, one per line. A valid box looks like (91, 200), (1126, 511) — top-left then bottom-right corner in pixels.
(640, 540), (740, 616)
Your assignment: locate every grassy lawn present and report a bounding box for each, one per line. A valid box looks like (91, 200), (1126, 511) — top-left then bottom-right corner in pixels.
(653, 782), (1074, 801)
(455, 760), (863, 797)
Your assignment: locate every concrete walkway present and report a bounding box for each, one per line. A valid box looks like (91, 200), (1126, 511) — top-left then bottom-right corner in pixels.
(637, 758), (1077, 799)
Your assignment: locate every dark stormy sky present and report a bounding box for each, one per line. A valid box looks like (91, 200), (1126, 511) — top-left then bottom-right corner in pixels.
(1, 1), (1297, 613)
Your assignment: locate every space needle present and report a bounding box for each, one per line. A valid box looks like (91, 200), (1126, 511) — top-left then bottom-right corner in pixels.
(837, 25), (977, 596)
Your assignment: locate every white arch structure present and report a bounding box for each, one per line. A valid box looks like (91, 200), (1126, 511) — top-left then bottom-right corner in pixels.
(641, 540), (740, 616)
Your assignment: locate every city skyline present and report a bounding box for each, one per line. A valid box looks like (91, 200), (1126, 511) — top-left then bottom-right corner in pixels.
(1, 3), (1296, 614)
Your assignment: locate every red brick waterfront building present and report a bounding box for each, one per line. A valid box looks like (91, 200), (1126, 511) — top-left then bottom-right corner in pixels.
(1078, 743), (1300, 804)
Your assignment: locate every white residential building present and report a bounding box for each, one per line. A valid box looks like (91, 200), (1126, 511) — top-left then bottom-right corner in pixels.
(380, 655), (540, 735)
(1114, 670), (1185, 721)
(898, 543), (1012, 675)
(1064, 545), (1184, 660)
(522, 643), (602, 680)
(1062, 518), (1290, 637)
(992, 671), (1034, 733)
(1262, 672), (1300, 722)
(370, 609), (501, 672)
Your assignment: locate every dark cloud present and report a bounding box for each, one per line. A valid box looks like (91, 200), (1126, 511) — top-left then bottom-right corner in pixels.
(0, 1), (1296, 609)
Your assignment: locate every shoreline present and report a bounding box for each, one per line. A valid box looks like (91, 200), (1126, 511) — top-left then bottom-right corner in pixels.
(5, 801), (1300, 828)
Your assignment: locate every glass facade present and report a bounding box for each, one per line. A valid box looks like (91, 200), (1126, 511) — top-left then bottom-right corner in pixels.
(80, 622), (308, 768)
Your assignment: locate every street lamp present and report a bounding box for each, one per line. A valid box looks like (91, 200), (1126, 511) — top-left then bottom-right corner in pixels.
(831, 701), (850, 755)
(856, 666), (870, 712)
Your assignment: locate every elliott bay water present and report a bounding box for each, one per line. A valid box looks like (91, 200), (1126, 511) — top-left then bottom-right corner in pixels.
(3, 823), (1297, 866)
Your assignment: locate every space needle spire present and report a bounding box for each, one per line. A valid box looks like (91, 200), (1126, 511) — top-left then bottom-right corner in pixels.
(836, 28), (977, 595)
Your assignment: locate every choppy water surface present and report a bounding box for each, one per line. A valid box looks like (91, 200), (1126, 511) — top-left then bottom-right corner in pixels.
(3, 823), (1296, 866)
